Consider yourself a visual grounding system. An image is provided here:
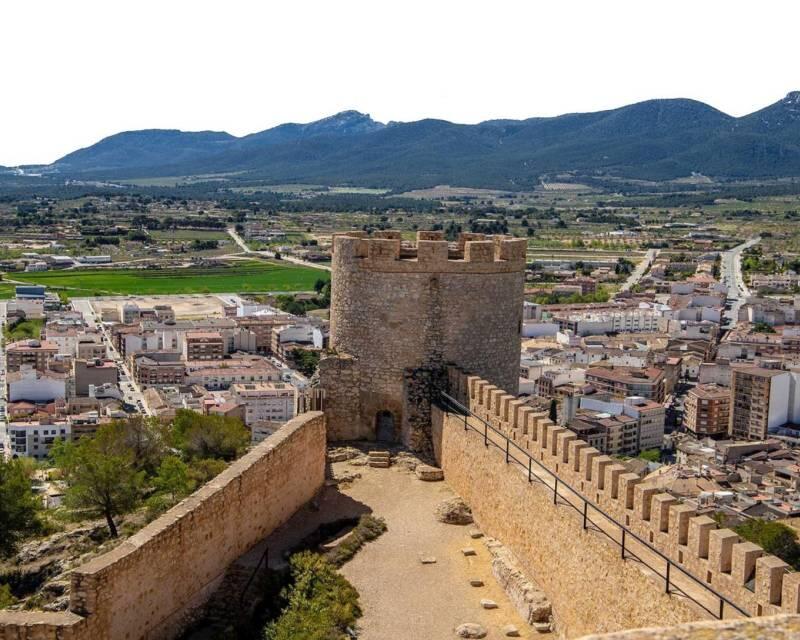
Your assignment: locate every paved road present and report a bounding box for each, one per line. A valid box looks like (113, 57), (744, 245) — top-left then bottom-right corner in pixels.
(620, 248), (659, 292)
(71, 298), (153, 416)
(226, 227), (332, 272)
(720, 237), (760, 325)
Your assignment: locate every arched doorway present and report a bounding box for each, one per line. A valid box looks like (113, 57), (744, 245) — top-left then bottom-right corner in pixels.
(375, 410), (395, 442)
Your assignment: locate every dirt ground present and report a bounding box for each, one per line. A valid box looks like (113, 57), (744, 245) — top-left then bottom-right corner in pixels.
(245, 458), (534, 640)
(91, 294), (232, 319)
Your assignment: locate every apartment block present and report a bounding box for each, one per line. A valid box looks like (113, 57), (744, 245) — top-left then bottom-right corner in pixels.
(683, 383), (731, 438)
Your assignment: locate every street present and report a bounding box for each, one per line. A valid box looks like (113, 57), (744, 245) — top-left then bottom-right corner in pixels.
(719, 236), (760, 325)
(620, 248), (659, 292)
(226, 227), (332, 272)
(71, 298), (153, 416)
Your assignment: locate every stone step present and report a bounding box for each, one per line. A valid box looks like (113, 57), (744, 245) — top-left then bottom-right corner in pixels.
(368, 460), (391, 468)
(368, 450), (390, 458)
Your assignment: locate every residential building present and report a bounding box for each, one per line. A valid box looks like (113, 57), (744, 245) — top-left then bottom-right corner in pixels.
(7, 367), (67, 403)
(73, 359), (118, 396)
(230, 382), (297, 426)
(6, 421), (70, 459)
(181, 331), (225, 361)
(729, 367), (792, 440)
(130, 352), (185, 388)
(683, 383), (731, 438)
(585, 366), (666, 402)
(6, 340), (59, 373)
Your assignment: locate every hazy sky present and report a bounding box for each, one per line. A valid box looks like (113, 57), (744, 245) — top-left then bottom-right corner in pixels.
(2, 0), (799, 166)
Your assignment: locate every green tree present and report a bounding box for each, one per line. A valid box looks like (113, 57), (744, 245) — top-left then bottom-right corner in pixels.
(171, 410), (249, 461)
(0, 458), (41, 557)
(152, 456), (195, 504)
(51, 425), (144, 538)
(735, 519), (800, 569)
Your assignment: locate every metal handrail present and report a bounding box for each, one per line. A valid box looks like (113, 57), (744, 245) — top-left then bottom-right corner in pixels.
(438, 391), (750, 620)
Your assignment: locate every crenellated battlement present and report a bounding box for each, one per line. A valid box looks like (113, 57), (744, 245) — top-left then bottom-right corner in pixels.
(331, 230), (527, 273)
(442, 366), (800, 620)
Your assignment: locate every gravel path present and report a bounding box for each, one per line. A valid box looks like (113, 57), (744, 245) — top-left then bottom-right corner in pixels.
(336, 461), (533, 640)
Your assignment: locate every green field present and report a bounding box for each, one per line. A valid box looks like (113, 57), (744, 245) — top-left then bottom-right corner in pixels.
(0, 283), (16, 299)
(12, 261), (328, 296)
(149, 229), (230, 241)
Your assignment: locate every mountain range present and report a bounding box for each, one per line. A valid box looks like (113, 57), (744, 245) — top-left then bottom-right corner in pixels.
(18, 92), (800, 190)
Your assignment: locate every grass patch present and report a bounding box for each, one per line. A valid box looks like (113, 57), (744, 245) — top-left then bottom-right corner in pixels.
(325, 514), (387, 567)
(14, 261), (328, 296)
(264, 552), (361, 640)
(4, 318), (44, 341)
(0, 284), (16, 299)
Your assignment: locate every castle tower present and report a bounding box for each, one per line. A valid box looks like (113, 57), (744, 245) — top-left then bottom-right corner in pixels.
(319, 230), (526, 452)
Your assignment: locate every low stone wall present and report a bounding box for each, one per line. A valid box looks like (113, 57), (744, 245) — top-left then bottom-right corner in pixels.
(0, 411), (327, 640)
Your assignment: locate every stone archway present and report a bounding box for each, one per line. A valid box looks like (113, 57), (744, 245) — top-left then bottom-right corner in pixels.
(375, 410), (395, 442)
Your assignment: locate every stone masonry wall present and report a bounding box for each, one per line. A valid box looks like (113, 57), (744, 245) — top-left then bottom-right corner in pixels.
(323, 230), (525, 449)
(0, 411), (327, 640)
(434, 367), (800, 636)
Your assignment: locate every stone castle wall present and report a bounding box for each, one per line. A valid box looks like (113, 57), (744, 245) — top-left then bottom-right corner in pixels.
(432, 367), (800, 637)
(322, 230), (526, 449)
(0, 411), (327, 640)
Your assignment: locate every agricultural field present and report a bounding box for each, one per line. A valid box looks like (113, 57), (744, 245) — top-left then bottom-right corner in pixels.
(0, 283), (17, 299)
(12, 260), (327, 296)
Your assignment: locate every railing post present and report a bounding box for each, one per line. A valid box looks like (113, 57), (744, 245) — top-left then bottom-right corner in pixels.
(718, 598), (724, 620)
(505, 437), (509, 463)
(582, 500), (588, 530)
(621, 529), (626, 559)
(484, 422), (488, 447)
(553, 477), (558, 505)
(464, 413), (468, 431)
(665, 560), (671, 594)
(528, 457), (532, 483)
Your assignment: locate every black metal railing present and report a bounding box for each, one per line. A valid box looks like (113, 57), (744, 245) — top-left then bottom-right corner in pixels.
(438, 391), (751, 621)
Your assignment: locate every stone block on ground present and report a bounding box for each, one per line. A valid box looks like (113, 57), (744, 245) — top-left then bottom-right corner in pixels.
(480, 598), (498, 609)
(461, 547), (477, 556)
(456, 623), (488, 639)
(469, 528), (484, 539)
(436, 496), (474, 525)
(415, 464), (444, 481)
(503, 624), (521, 637)
(469, 578), (484, 587)
(420, 555), (437, 564)
(533, 622), (552, 634)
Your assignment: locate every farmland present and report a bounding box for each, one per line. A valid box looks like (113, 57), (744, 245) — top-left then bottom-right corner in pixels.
(12, 261), (327, 296)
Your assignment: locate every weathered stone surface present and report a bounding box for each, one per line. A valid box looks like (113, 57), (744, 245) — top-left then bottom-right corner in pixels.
(484, 538), (552, 625)
(415, 464), (444, 481)
(436, 497), (473, 525)
(461, 547), (477, 557)
(420, 556), (437, 564)
(456, 622), (488, 638)
(534, 622), (553, 634)
(503, 624), (521, 637)
(575, 614), (800, 640)
(0, 413), (328, 640)
(480, 598), (498, 609)
(469, 528), (484, 539)
(321, 232), (527, 452)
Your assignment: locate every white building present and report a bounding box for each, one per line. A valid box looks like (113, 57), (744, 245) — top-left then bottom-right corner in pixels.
(230, 382), (297, 426)
(6, 421), (70, 459)
(7, 367), (67, 403)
